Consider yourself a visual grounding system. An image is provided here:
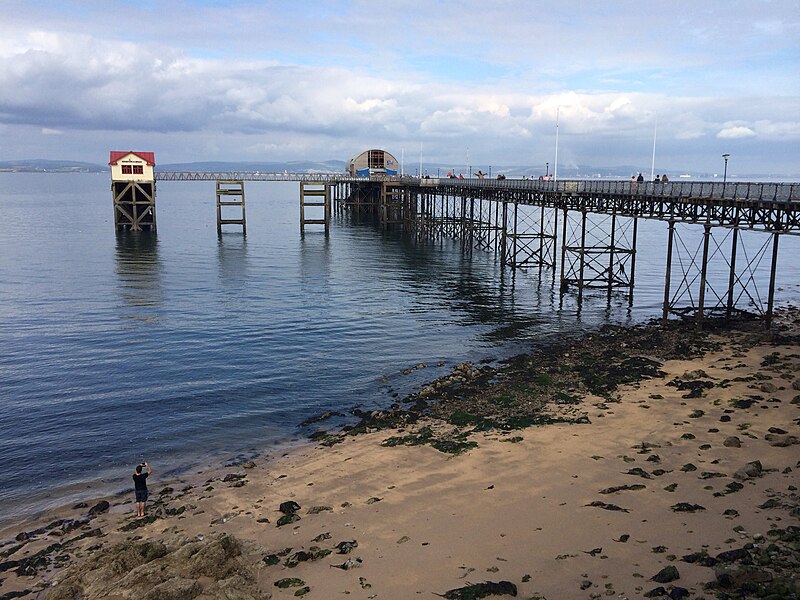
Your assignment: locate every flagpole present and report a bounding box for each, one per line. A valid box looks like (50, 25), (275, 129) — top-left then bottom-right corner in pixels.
(650, 116), (658, 180)
(554, 106), (560, 182)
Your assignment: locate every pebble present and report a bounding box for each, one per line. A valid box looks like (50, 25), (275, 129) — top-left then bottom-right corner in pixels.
(723, 436), (742, 448)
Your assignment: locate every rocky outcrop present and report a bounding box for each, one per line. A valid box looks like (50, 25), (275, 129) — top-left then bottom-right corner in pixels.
(45, 533), (264, 600)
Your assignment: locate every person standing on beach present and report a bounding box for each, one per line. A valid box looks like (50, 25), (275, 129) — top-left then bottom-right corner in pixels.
(133, 461), (152, 517)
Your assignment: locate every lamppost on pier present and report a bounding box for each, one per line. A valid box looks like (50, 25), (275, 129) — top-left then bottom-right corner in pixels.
(722, 153), (730, 183)
(546, 162), (549, 177)
(489, 166), (492, 178)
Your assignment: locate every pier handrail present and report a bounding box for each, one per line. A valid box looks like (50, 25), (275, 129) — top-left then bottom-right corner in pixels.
(409, 177), (798, 203)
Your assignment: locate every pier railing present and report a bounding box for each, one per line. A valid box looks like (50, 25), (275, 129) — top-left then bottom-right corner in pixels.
(410, 177), (799, 203)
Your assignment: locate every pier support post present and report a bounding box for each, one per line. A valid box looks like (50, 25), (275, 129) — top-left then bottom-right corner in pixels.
(112, 180), (156, 232)
(577, 210), (587, 304)
(300, 181), (331, 233)
(662, 219), (778, 325)
(607, 212), (617, 301)
(560, 207), (636, 300)
(379, 181), (407, 229)
(502, 201), (557, 271)
(696, 223), (712, 326)
(559, 208), (568, 289)
(725, 222), (740, 320)
(766, 232), (780, 328)
(663, 220), (675, 322)
(628, 217), (638, 304)
(500, 201), (508, 264)
(216, 180), (246, 235)
(511, 203), (519, 268)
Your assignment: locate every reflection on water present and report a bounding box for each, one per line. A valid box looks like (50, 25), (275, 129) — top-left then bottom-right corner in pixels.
(217, 235), (249, 287)
(115, 231), (162, 322)
(299, 231), (332, 292)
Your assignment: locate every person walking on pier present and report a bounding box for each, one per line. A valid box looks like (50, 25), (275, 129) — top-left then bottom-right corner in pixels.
(637, 173), (644, 183)
(654, 174), (662, 183)
(133, 461), (152, 517)
(661, 174), (669, 183)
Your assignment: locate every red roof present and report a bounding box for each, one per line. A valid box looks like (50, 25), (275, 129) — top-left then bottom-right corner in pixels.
(109, 151), (155, 166)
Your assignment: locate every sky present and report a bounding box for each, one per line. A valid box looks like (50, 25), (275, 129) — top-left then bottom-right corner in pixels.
(0, 0), (798, 175)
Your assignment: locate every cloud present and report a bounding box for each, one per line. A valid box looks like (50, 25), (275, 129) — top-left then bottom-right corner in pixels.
(717, 126), (757, 139)
(0, 2), (798, 173)
(41, 127), (62, 135)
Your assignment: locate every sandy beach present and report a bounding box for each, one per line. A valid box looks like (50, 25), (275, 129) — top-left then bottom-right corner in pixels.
(1, 313), (798, 600)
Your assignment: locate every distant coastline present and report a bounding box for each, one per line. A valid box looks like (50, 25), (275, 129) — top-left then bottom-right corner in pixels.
(2, 159), (797, 181)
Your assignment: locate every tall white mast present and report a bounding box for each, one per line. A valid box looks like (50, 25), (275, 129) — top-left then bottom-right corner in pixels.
(553, 106), (560, 182)
(650, 116), (658, 180)
(419, 142), (423, 177)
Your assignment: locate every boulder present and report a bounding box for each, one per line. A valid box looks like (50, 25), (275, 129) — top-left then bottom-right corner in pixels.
(765, 433), (799, 447)
(714, 564), (773, 588)
(733, 460), (763, 481)
(651, 565), (680, 583)
(723, 436), (742, 448)
(279, 501), (301, 515)
(88, 501), (110, 517)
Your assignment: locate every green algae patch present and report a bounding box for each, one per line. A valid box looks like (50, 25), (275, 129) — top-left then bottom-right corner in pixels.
(276, 514), (300, 527)
(448, 410), (478, 426)
(382, 427), (434, 447)
(275, 578), (305, 588)
(382, 426), (477, 455)
(431, 438), (478, 455)
(119, 515), (158, 532)
(599, 484), (646, 494)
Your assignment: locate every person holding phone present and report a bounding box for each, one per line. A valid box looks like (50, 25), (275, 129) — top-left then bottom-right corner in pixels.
(133, 461), (153, 517)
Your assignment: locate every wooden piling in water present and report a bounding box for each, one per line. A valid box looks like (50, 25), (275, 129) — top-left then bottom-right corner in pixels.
(300, 181), (331, 232)
(216, 180), (246, 235)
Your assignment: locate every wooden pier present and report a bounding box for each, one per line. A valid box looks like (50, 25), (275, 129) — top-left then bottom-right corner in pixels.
(111, 156), (800, 326)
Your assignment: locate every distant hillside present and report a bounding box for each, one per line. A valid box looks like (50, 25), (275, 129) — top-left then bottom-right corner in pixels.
(0, 158), (794, 180)
(0, 159), (105, 172)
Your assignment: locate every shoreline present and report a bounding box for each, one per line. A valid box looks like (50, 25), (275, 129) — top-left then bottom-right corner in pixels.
(0, 314), (629, 531)
(0, 308), (663, 532)
(2, 311), (799, 599)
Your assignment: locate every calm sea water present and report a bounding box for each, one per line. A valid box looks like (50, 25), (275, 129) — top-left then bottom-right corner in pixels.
(1, 173), (798, 524)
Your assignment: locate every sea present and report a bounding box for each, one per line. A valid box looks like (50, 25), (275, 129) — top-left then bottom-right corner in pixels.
(1, 173), (798, 525)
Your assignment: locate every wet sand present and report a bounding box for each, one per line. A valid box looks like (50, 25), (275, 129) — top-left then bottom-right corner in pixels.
(1, 313), (798, 599)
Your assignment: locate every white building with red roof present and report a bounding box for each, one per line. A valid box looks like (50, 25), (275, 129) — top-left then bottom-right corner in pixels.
(109, 151), (155, 181)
